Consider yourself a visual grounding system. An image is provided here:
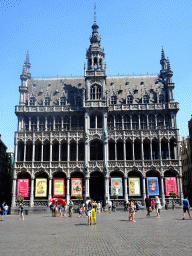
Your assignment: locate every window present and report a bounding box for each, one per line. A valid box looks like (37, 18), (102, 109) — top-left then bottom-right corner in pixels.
(60, 97), (66, 106)
(165, 114), (170, 128)
(127, 96), (133, 104)
(90, 114), (95, 128)
(132, 115), (138, 130)
(39, 117), (45, 131)
(76, 96), (81, 106)
(111, 96), (117, 105)
(143, 95), (149, 104)
(29, 97), (35, 106)
(24, 117), (29, 131)
(148, 114), (155, 129)
(47, 116), (53, 131)
(63, 116), (69, 130)
(115, 115), (122, 129)
(140, 115), (147, 129)
(45, 97), (50, 106)
(90, 140), (103, 160)
(90, 84), (101, 100)
(71, 115), (78, 130)
(107, 115), (114, 130)
(31, 116), (37, 131)
(157, 114), (164, 129)
(159, 95), (164, 103)
(124, 115), (130, 129)
(79, 115), (85, 130)
(55, 116), (61, 130)
(97, 114), (102, 128)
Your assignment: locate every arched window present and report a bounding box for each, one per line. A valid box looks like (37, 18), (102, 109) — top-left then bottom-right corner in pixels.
(31, 116), (37, 131)
(90, 84), (101, 100)
(55, 116), (61, 130)
(26, 141), (32, 161)
(159, 95), (164, 103)
(47, 116), (53, 131)
(132, 115), (138, 130)
(107, 115), (114, 130)
(115, 115), (122, 129)
(39, 117), (45, 131)
(157, 114), (164, 129)
(52, 141), (59, 161)
(17, 141), (24, 161)
(70, 141), (76, 161)
(148, 114), (155, 129)
(71, 115), (78, 130)
(35, 140), (41, 161)
(143, 95), (149, 104)
(109, 141), (115, 160)
(78, 142), (85, 161)
(43, 140), (50, 161)
(124, 115), (130, 129)
(90, 114), (95, 129)
(97, 114), (102, 128)
(61, 141), (67, 161)
(24, 117), (29, 131)
(79, 115), (85, 130)
(63, 116), (69, 130)
(90, 140), (103, 160)
(165, 114), (170, 128)
(127, 96), (133, 104)
(111, 96), (117, 105)
(140, 115), (147, 129)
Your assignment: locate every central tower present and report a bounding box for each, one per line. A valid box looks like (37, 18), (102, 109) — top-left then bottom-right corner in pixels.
(84, 20), (107, 101)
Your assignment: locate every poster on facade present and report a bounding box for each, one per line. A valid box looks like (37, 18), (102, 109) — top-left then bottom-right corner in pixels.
(71, 178), (83, 196)
(146, 177), (159, 196)
(53, 178), (65, 197)
(165, 177), (178, 196)
(111, 178), (123, 196)
(128, 177), (141, 196)
(35, 178), (47, 197)
(17, 179), (29, 197)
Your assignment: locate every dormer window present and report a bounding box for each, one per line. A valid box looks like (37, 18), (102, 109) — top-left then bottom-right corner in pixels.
(159, 95), (164, 103)
(90, 84), (101, 100)
(29, 97), (35, 106)
(143, 95), (149, 104)
(111, 96), (117, 105)
(60, 97), (66, 106)
(127, 96), (133, 104)
(76, 96), (82, 106)
(45, 97), (50, 106)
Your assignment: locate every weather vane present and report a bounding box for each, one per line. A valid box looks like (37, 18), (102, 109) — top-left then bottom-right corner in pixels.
(94, 3), (96, 22)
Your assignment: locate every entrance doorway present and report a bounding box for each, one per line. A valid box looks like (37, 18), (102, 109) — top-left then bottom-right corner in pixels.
(90, 172), (104, 201)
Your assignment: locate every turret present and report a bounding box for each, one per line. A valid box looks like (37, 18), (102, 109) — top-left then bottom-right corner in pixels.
(160, 47), (167, 80)
(165, 57), (175, 103)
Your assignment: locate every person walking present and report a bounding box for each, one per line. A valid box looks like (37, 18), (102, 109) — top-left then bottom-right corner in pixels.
(68, 200), (73, 217)
(129, 198), (136, 222)
(86, 197), (92, 225)
(108, 200), (112, 214)
(155, 196), (161, 218)
(145, 194), (152, 217)
(19, 204), (24, 220)
(92, 203), (97, 225)
(172, 200), (175, 210)
(152, 199), (156, 212)
(78, 205), (83, 217)
(183, 196), (191, 220)
(1, 202), (5, 221)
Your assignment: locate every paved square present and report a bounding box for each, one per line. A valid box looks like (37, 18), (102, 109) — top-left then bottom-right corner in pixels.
(0, 209), (191, 256)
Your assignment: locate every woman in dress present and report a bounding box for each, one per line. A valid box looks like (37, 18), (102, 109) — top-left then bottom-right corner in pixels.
(155, 196), (161, 218)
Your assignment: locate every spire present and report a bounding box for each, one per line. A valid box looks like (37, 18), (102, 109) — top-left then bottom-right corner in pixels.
(24, 51), (31, 79)
(161, 47), (165, 60)
(166, 57), (171, 71)
(160, 47), (166, 70)
(20, 63), (28, 81)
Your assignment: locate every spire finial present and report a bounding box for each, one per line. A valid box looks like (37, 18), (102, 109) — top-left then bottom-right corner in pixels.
(94, 3), (96, 23)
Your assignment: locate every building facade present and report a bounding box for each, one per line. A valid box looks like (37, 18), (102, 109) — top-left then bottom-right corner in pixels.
(12, 21), (183, 208)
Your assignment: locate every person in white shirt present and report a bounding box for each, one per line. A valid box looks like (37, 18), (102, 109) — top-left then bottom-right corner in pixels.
(108, 200), (112, 214)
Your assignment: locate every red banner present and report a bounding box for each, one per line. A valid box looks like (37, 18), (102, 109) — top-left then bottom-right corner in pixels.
(165, 177), (178, 196)
(17, 179), (29, 197)
(53, 178), (65, 197)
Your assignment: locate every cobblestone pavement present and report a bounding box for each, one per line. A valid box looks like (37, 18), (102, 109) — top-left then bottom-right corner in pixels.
(0, 209), (191, 256)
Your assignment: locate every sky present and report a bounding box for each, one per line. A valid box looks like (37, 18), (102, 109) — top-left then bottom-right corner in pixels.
(0, 0), (192, 152)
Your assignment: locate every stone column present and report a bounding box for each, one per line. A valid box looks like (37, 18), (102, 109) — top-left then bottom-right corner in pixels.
(30, 178), (34, 207)
(32, 142), (35, 162)
(159, 138), (162, 160)
(105, 175), (109, 203)
(141, 138), (144, 160)
(11, 178), (17, 207)
(61, 117), (64, 130)
(85, 176), (90, 198)
(53, 117), (56, 131)
(168, 140), (170, 159)
(24, 141), (26, 162)
(29, 117), (31, 131)
(45, 117), (47, 131)
(142, 175), (146, 202)
(48, 178), (52, 201)
(150, 139), (152, 160)
(115, 141), (117, 161)
(37, 117), (39, 131)
(15, 143), (18, 163)
(67, 141), (70, 162)
(123, 139), (126, 161)
(179, 175), (183, 205)
(66, 176), (70, 204)
(124, 175), (128, 202)
(41, 142), (44, 162)
(76, 141), (78, 162)
(59, 142), (61, 162)
(138, 115), (141, 130)
(160, 175), (165, 206)
(132, 140), (135, 161)
(155, 115), (157, 129)
(130, 115), (132, 130)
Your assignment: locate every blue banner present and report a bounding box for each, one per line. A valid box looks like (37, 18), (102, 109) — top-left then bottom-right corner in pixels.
(111, 178), (123, 196)
(146, 177), (159, 196)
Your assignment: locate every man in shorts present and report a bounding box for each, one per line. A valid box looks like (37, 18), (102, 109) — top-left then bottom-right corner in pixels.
(86, 197), (92, 225)
(183, 196), (191, 220)
(145, 194), (152, 217)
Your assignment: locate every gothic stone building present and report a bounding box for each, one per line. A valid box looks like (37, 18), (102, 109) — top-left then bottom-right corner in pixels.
(12, 21), (183, 208)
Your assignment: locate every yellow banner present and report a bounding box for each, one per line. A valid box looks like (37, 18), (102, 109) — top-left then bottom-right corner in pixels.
(35, 178), (47, 197)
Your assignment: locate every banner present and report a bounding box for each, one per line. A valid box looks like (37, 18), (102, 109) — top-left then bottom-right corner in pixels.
(71, 178), (83, 196)
(146, 177), (159, 196)
(111, 178), (123, 196)
(53, 178), (65, 197)
(165, 177), (178, 196)
(129, 177), (141, 196)
(35, 178), (47, 197)
(17, 179), (29, 197)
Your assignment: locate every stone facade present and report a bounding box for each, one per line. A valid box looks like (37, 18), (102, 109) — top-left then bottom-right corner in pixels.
(12, 21), (183, 208)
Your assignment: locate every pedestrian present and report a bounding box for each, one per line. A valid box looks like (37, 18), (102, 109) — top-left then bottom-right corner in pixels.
(86, 197), (92, 225)
(172, 200), (175, 210)
(97, 201), (101, 213)
(19, 204), (24, 220)
(152, 199), (156, 211)
(183, 196), (191, 220)
(136, 201), (141, 211)
(50, 203), (55, 217)
(78, 205), (83, 217)
(129, 198), (136, 222)
(92, 203), (97, 225)
(108, 200), (112, 214)
(145, 194), (152, 217)
(155, 196), (161, 218)
(68, 200), (73, 217)
(59, 204), (62, 217)
(4, 204), (8, 215)
(1, 202), (5, 221)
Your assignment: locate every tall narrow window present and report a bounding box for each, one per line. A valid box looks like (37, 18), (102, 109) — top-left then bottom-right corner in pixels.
(111, 96), (117, 105)
(127, 96), (133, 104)
(165, 114), (170, 128)
(24, 117), (29, 131)
(157, 114), (164, 129)
(107, 115), (114, 130)
(115, 115), (122, 129)
(97, 114), (102, 128)
(76, 96), (81, 106)
(140, 115), (147, 129)
(79, 115), (85, 130)
(159, 95), (164, 103)
(90, 84), (101, 100)
(47, 116), (53, 131)
(71, 115), (78, 130)
(31, 116), (37, 131)
(39, 117), (45, 131)
(63, 116), (69, 130)
(60, 97), (66, 106)
(143, 95), (149, 104)
(90, 114), (95, 128)
(148, 114), (155, 129)
(55, 116), (61, 130)
(132, 115), (138, 130)
(29, 97), (35, 106)
(124, 115), (130, 129)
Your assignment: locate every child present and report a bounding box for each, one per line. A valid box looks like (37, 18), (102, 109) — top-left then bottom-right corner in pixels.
(92, 205), (96, 225)
(19, 204), (24, 220)
(78, 205), (83, 217)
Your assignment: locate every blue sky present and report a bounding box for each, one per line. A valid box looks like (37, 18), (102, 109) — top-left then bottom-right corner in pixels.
(0, 0), (192, 152)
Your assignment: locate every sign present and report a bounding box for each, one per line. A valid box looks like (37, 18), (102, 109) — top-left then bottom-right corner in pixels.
(146, 177), (159, 196)
(129, 177), (141, 196)
(53, 178), (65, 197)
(111, 178), (123, 196)
(71, 178), (83, 196)
(35, 178), (47, 197)
(165, 177), (178, 196)
(17, 179), (29, 197)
